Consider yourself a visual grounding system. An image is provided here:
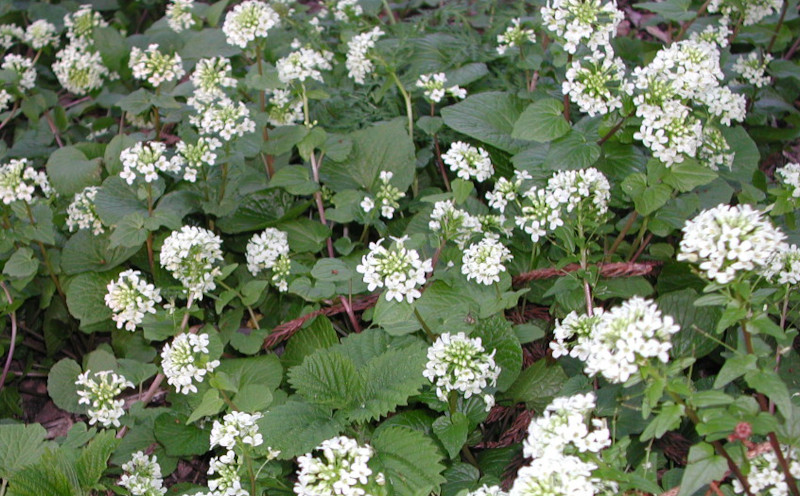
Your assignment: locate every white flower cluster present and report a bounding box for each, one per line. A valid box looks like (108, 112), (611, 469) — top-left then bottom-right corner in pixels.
(190, 97), (256, 141)
(64, 4), (107, 43)
(105, 270), (162, 332)
(776, 162), (800, 199)
(423, 332), (501, 410)
(210, 411), (264, 450)
(356, 236), (433, 303)
(764, 244), (800, 286)
(689, 22), (732, 48)
(415, 73), (466, 103)
(24, 20), (58, 49)
(732, 445), (800, 496)
(551, 297), (680, 383)
(120, 141), (180, 185)
(699, 126), (735, 170)
(733, 52), (772, 88)
(486, 170), (532, 213)
(631, 39), (745, 167)
(120, 451), (167, 496)
(541, 0), (623, 54)
(223, 0), (280, 49)
(166, 0), (196, 32)
(442, 142), (494, 183)
(0, 25), (23, 49)
(161, 332), (220, 394)
(467, 485), (508, 496)
(67, 186), (104, 234)
(346, 27), (384, 84)
(246, 228), (292, 291)
(267, 89), (304, 126)
(677, 204), (786, 284)
(129, 44), (185, 87)
(192, 57), (237, 104)
(0, 89), (11, 113)
(708, 0), (781, 26)
(160, 226), (224, 300)
(333, 0), (362, 21)
(563, 49), (632, 117)
(462, 235), (513, 285)
(205, 450), (248, 496)
(0, 158), (52, 205)
(3, 54), (36, 91)
(172, 137), (222, 183)
(428, 199), (482, 247)
(277, 47), (334, 84)
(295, 436), (382, 496)
(360, 171), (405, 219)
(497, 18), (536, 55)
(76, 370), (134, 428)
(53, 43), (113, 95)
(515, 186), (564, 243)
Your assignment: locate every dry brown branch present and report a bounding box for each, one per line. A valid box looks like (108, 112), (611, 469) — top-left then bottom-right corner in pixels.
(512, 261), (662, 286)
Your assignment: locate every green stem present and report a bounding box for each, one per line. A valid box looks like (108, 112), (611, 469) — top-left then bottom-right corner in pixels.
(414, 307), (436, 342)
(24, 202), (64, 299)
(257, 48), (275, 178)
(605, 212), (638, 262)
(217, 280), (261, 329)
(767, 0), (789, 53)
(381, 0), (397, 24)
(390, 72), (414, 138)
(245, 449), (257, 496)
(146, 184), (156, 275)
(219, 162), (229, 202)
(301, 82), (311, 128)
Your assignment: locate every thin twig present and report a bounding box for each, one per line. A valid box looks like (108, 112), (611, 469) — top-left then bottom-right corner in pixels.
(0, 282), (18, 393)
(673, 0), (712, 42)
(767, 0), (789, 53)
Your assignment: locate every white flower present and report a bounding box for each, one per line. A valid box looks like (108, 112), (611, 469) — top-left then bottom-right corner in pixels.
(120, 452), (167, 496)
(105, 270), (162, 332)
(523, 393), (611, 459)
(171, 137), (222, 183)
(552, 298), (681, 383)
(160, 226), (224, 300)
(64, 5), (107, 43)
(546, 167), (610, 217)
(486, 170), (531, 213)
(365, 170), (405, 219)
(776, 162), (800, 198)
(267, 89), (304, 126)
(733, 51), (773, 88)
(24, 20), (58, 49)
(677, 204), (786, 284)
(119, 141), (179, 185)
(423, 332), (501, 410)
(360, 195), (375, 213)
(462, 235), (512, 285)
(632, 39), (723, 103)
(497, 17), (536, 55)
(191, 97), (256, 141)
(468, 485), (508, 496)
(633, 100), (703, 166)
(356, 237), (432, 303)
(295, 436), (380, 496)
(732, 445), (800, 495)
(167, 0), (196, 32)
(207, 450), (248, 496)
(442, 142), (494, 183)
(345, 27), (384, 84)
(515, 186), (563, 242)
(708, 0), (782, 26)
(222, 0), (280, 49)
(689, 22), (732, 47)
(66, 186), (104, 234)
(0, 89), (11, 112)
(210, 411), (264, 450)
(161, 333), (220, 394)
(277, 46), (333, 84)
(53, 43), (112, 95)
(428, 199), (482, 247)
(246, 228), (292, 290)
(2, 54), (36, 91)
(0, 158), (52, 204)
(0, 25), (24, 49)
(763, 244), (800, 286)
(562, 49), (632, 117)
(510, 453), (613, 496)
(76, 370), (134, 428)
(698, 126), (734, 171)
(191, 57), (237, 103)
(333, 0), (363, 21)
(701, 86), (746, 126)
(415, 73), (466, 103)
(541, 0), (624, 54)
(129, 44), (185, 87)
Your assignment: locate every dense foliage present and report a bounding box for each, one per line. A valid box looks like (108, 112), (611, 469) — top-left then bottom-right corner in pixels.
(0, 0), (800, 495)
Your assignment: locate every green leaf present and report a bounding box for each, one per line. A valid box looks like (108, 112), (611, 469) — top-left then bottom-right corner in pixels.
(281, 316), (339, 369)
(544, 130), (601, 170)
(269, 165), (318, 195)
(94, 176), (148, 226)
(636, 184), (673, 216)
(370, 426), (446, 496)
(641, 403), (684, 440)
(636, 0), (695, 21)
(61, 231), (139, 275)
(714, 354), (757, 388)
(677, 443), (728, 496)
(373, 297), (421, 336)
(257, 401), (344, 459)
(432, 413), (469, 459)
(75, 430), (118, 490)
(109, 214), (148, 249)
(311, 258), (352, 282)
(719, 126), (759, 185)
(512, 98), (571, 143)
(47, 358), (84, 414)
(5, 450), (80, 496)
(658, 289), (720, 359)
(441, 462), (481, 496)
(503, 360), (567, 410)
(3, 247), (38, 280)
(662, 159), (718, 193)
(451, 178), (473, 204)
(440, 92), (528, 153)
(281, 217), (331, 253)
(154, 413), (210, 457)
(745, 369), (793, 420)
(0, 423), (48, 480)
(472, 316), (522, 391)
(65, 271), (116, 328)
(186, 389), (225, 425)
(46, 147), (102, 197)
(320, 119), (415, 192)
(288, 350), (360, 410)
(116, 88), (154, 115)
(215, 354), (283, 392)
